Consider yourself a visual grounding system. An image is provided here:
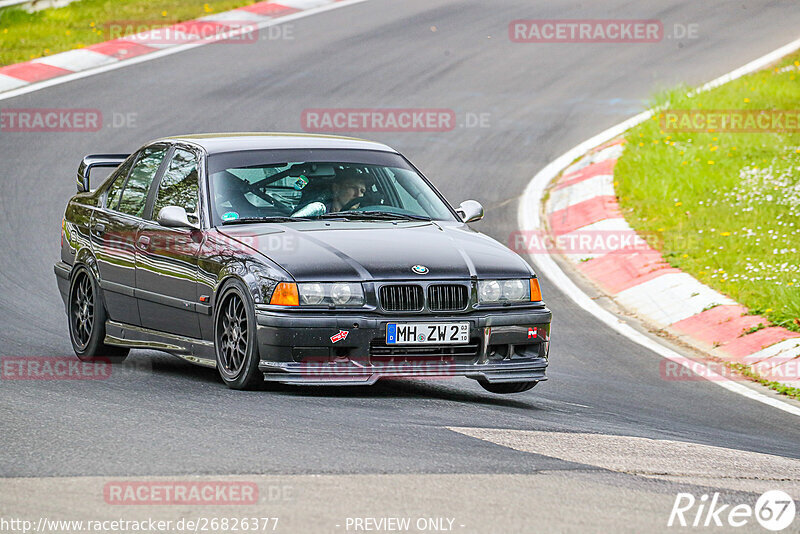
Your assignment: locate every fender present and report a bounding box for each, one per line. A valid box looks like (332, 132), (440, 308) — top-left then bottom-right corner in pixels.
(68, 258), (113, 322)
(214, 263), (282, 309)
(73, 248), (100, 281)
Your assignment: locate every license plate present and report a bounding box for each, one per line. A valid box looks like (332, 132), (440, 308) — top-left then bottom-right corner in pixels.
(386, 322), (470, 345)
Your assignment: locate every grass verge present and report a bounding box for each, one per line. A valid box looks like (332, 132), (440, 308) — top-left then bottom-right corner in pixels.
(615, 51), (800, 333)
(0, 0), (261, 67)
(725, 361), (800, 400)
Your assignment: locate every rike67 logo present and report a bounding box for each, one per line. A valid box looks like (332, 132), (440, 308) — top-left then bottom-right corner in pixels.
(668, 490), (795, 531)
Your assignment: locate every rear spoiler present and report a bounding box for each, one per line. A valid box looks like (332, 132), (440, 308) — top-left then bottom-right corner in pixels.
(77, 154), (130, 192)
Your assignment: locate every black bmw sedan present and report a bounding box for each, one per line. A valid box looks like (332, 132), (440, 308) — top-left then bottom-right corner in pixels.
(55, 133), (551, 393)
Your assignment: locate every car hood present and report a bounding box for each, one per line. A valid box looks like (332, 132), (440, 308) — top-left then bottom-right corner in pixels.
(218, 221), (534, 281)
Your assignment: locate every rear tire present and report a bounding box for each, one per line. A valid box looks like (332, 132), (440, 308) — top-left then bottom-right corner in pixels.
(214, 281), (262, 390)
(68, 266), (129, 363)
(478, 380), (538, 394)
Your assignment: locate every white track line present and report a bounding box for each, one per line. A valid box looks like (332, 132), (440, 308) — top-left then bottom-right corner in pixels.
(0, 0), (370, 103)
(519, 36), (800, 417)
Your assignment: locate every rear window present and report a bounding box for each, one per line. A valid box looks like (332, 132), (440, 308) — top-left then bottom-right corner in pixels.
(117, 145), (168, 218)
(104, 156), (134, 210)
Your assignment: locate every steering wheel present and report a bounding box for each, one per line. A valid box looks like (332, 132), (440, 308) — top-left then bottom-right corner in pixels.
(341, 191), (385, 211)
(246, 186), (293, 215)
(341, 197), (363, 211)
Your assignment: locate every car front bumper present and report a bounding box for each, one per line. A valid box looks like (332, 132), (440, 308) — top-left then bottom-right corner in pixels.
(253, 306), (551, 385)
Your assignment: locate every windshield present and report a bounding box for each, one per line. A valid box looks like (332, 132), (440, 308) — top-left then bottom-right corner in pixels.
(207, 150), (456, 226)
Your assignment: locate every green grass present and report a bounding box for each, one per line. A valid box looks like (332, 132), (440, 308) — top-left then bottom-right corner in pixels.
(726, 361), (800, 400)
(0, 0), (261, 67)
(615, 52), (800, 333)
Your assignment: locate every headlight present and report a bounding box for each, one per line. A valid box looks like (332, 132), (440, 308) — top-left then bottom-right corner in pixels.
(478, 279), (531, 303)
(296, 282), (364, 307)
(502, 279), (527, 300)
(478, 280), (501, 302)
(330, 283), (354, 305)
(299, 283), (324, 305)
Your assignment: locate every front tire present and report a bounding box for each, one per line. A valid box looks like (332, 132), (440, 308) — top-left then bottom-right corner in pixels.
(214, 281), (262, 390)
(478, 380), (538, 394)
(68, 266), (129, 363)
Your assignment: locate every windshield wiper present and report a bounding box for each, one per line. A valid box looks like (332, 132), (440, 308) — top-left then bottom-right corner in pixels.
(319, 211), (431, 221)
(221, 216), (310, 225)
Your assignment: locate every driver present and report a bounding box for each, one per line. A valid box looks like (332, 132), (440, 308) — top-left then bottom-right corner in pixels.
(326, 169), (368, 212)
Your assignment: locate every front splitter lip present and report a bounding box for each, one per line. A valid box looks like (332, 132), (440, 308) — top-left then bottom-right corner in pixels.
(258, 358), (548, 386)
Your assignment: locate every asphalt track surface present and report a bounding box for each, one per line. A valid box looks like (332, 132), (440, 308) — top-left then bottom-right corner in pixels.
(2, 0), (800, 530)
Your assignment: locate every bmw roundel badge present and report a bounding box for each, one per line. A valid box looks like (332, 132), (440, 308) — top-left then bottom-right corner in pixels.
(411, 265), (429, 275)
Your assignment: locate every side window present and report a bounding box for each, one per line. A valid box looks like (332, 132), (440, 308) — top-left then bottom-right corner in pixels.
(384, 167), (452, 219)
(105, 156), (134, 210)
(118, 145), (168, 218)
(153, 148), (200, 224)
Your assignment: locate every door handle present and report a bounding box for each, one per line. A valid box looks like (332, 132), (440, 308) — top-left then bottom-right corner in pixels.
(137, 235), (151, 250)
(92, 223), (105, 236)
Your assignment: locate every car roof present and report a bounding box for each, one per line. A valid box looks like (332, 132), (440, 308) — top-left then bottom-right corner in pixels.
(157, 133), (399, 155)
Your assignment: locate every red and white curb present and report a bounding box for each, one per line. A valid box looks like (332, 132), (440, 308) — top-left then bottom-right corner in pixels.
(0, 0), (357, 96)
(520, 36), (800, 416)
(545, 141), (800, 387)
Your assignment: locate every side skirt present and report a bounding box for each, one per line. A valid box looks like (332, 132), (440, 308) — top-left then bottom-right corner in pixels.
(104, 320), (216, 368)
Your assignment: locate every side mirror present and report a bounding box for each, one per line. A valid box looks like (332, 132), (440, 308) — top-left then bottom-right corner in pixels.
(157, 206), (197, 229)
(456, 200), (484, 223)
